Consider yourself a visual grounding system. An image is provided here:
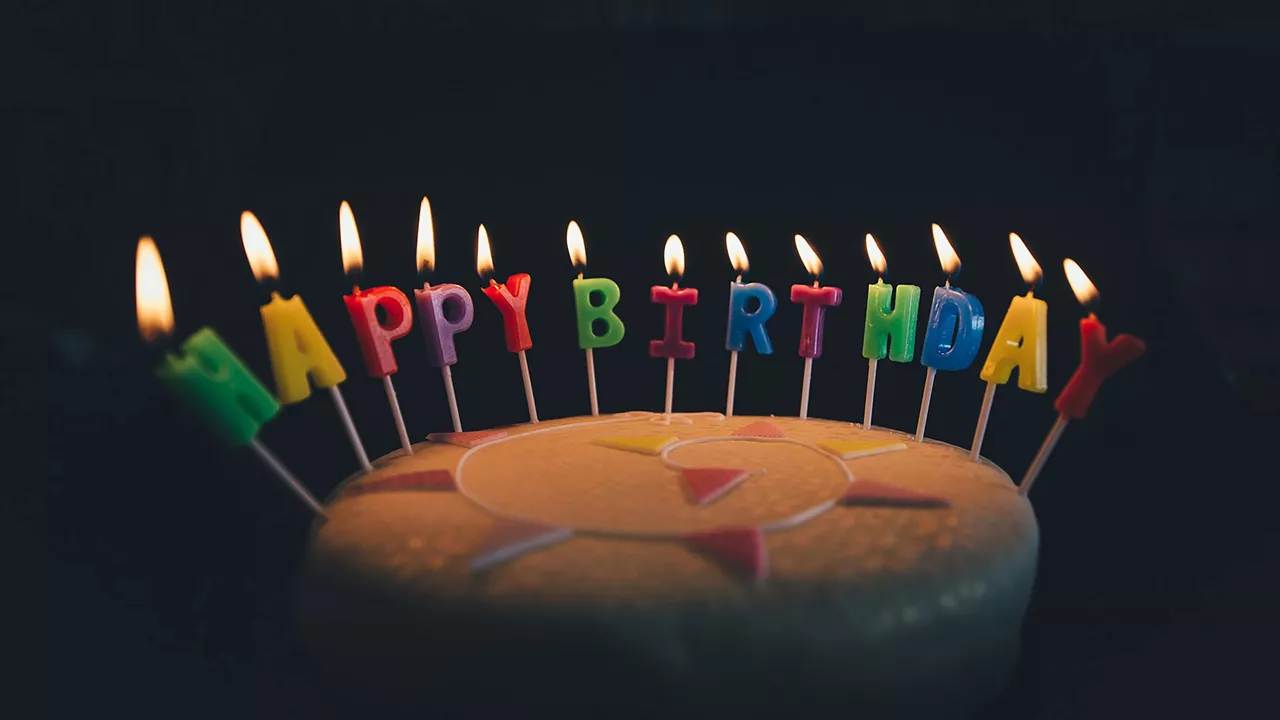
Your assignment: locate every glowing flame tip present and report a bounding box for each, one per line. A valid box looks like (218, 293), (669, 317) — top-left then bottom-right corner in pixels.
(726, 232), (749, 274)
(865, 234), (887, 276)
(135, 236), (175, 341)
(794, 234), (823, 278)
(664, 235), (685, 279)
(931, 223), (962, 276)
(240, 210), (279, 283)
(416, 196), (435, 274)
(566, 220), (586, 269)
(1063, 258), (1100, 308)
(476, 224), (494, 279)
(339, 201), (363, 276)
(1009, 233), (1043, 287)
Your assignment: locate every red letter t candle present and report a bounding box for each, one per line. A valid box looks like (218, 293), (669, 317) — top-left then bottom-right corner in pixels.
(791, 235), (842, 419)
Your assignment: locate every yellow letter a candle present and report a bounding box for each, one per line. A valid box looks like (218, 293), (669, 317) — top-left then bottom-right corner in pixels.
(978, 291), (1047, 392)
(260, 292), (347, 403)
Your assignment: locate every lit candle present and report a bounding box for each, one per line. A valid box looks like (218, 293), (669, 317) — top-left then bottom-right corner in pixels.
(650, 235), (697, 420)
(412, 196), (473, 433)
(240, 211), (372, 472)
(723, 231), (777, 417)
(861, 234), (921, 428)
(567, 220), (625, 416)
(970, 232), (1047, 461)
(338, 201), (415, 455)
(914, 224), (985, 441)
(476, 224), (539, 423)
(136, 236), (325, 517)
(1019, 259), (1146, 495)
(791, 235), (842, 420)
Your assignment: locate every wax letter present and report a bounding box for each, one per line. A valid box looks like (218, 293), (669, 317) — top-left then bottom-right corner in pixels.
(920, 286), (985, 371)
(726, 282), (777, 354)
(261, 293), (347, 404)
(480, 273), (533, 353)
(572, 277), (626, 349)
(649, 286), (699, 359)
(863, 281), (921, 362)
(344, 286), (414, 378)
(1054, 316), (1145, 419)
(979, 293), (1048, 392)
(157, 328), (281, 446)
(415, 284), (474, 367)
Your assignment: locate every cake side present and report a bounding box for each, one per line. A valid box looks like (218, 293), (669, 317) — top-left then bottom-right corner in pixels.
(295, 413), (1038, 717)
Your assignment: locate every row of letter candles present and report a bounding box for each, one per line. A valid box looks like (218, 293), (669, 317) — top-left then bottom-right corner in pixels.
(135, 197), (1145, 517)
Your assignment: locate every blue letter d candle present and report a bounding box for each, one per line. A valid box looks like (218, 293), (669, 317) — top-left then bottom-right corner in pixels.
(920, 285), (985, 370)
(725, 282), (777, 354)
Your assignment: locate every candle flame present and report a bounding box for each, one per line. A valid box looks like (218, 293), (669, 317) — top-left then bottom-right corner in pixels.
(416, 196), (435, 274)
(794, 235), (823, 279)
(567, 220), (587, 270)
(476, 224), (494, 279)
(339, 201), (363, 276)
(664, 235), (685, 279)
(1009, 233), (1043, 287)
(240, 211), (280, 282)
(135, 236), (175, 341)
(865, 234), (887, 277)
(1063, 258), (1100, 307)
(931, 223), (961, 276)
(726, 232), (749, 274)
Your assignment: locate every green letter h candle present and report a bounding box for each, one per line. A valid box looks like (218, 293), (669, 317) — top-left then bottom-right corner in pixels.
(157, 327), (281, 446)
(862, 280), (921, 362)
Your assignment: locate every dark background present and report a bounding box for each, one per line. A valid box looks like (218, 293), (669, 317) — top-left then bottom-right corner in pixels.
(14, 2), (1279, 717)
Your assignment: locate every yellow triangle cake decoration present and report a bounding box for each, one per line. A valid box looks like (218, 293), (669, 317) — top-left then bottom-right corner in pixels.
(819, 439), (908, 460)
(594, 436), (679, 455)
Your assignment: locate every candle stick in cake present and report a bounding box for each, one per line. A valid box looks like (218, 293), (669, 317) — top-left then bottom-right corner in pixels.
(915, 224), (985, 441)
(791, 235), (842, 420)
(861, 234), (920, 428)
(650, 235), (697, 420)
(240, 211), (372, 472)
(476, 224), (539, 423)
(136, 237), (326, 517)
(339, 201), (415, 454)
(1019, 259), (1146, 494)
(724, 232), (777, 417)
(413, 196), (473, 432)
(567, 220), (625, 416)
(970, 233), (1047, 461)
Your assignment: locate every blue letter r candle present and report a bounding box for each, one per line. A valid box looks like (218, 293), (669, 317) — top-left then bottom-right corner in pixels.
(725, 282), (777, 354)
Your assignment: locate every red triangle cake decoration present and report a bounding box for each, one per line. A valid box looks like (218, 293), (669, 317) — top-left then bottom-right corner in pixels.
(427, 429), (508, 448)
(343, 469), (457, 497)
(470, 519), (573, 572)
(731, 421), (786, 439)
(686, 527), (769, 584)
(839, 480), (952, 508)
(681, 467), (750, 505)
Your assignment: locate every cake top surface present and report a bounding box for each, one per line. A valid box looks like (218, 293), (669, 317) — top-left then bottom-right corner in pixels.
(307, 413), (1037, 611)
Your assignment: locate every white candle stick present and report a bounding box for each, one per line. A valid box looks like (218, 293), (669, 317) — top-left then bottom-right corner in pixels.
(863, 358), (878, 428)
(1019, 414), (1069, 496)
(915, 367), (937, 441)
(585, 347), (599, 416)
(329, 385), (372, 471)
(518, 349), (539, 423)
(441, 365), (462, 432)
(726, 350), (739, 417)
(249, 439), (328, 518)
(969, 381), (998, 461)
(799, 357), (813, 419)
(664, 356), (676, 419)
(382, 375), (413, 454)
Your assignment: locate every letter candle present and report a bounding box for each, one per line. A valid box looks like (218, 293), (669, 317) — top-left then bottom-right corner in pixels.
(861, 234), (921, 428)
(567, 220), (625, 416)
(240, 211), (372, 472)
(476, 224), (539, 423)
(970, 233), (1048, 461)
(649, 235), (697, 420)
(791, 235), (842, 420)
(413, 196), (473, 432)
(136, 237), (326, 517)
(723, 232), (776, 417)
(338, 201), (415, 454)
(915, 224), (985, 441)
(1019, 259), (1145, 495)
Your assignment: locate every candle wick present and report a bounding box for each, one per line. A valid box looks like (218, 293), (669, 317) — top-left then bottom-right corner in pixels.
(735, 274), (743, 284)
(945, 277), (951, 288)
(577, 272), (584, 280)
(811, 280), (819, 288)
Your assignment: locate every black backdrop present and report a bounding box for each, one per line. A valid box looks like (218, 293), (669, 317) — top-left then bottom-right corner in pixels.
(16, 3), (1280, 718)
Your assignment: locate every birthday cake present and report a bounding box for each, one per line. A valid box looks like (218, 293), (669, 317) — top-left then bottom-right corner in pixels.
(295, 413), (1038, 718)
